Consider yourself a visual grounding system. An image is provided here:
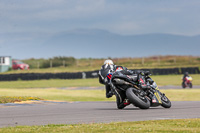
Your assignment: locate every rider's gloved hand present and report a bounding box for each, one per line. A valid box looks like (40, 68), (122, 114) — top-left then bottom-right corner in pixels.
(144, 71), (151, 76)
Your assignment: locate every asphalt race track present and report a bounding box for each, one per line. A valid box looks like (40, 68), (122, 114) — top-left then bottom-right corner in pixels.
(0, 101), (200, 127)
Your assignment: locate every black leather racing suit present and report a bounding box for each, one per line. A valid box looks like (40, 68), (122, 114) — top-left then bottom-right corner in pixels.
(110, 67), (137, 109)
(98, 64), (115, 98)
(110, 66), (150, 109)
(99, 65), (148, 109)
(182, 73), (189, 85)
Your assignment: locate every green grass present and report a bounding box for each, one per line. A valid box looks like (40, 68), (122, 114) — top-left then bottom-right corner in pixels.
(0, 74), (199, 102)
(0, 89), (200, 102)
(0, 89), (112, 102)
(0, 119), (199, 133)
(0, 79), (103, 88)
(0, 74), (199, 88)
(151, 74), (200, 86)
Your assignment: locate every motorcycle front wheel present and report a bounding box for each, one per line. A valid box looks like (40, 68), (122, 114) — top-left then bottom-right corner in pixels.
(126, 88), (150, 109)
(189, 83), (193, 88)
(182, 82), (186, 88)
(159, 92), (171, 108)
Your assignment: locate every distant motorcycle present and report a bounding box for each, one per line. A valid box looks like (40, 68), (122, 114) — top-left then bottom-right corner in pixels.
(109, 71), (171, 109)
(182, 76), (193, 88)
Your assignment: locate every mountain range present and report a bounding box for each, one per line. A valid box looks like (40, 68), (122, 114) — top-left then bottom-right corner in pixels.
(0, 29), (199, 59)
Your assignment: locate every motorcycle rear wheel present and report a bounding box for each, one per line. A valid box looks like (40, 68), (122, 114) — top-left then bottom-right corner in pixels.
(126, 88), (150, 109)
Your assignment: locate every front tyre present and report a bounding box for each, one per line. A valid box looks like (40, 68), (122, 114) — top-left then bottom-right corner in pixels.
(160, 93), (171, 108)
(126, 88), (150, 109)
(182, 82), (186, 88)
(189, 83), (192, 88)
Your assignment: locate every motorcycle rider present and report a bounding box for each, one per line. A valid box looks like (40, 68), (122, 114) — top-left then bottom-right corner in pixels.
(182, 72), (193, 88)
(182, 72), (189, 83)
(183, 72), (189, 78)
(110, 66), (134, 109)
(99, 60), (147, 109)
(99, 60), (131, 98)
(98, 59), (115, 98)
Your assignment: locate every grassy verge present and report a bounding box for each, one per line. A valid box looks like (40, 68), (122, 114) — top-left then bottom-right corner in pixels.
(0, 96), (42, 104)
(0, 89), (200, 102)
(0, 118), (199, 132)
(0, 74), (199, 88)
(0, 74), (199, 102)
(0, 89), (111, 102)
(151, 74), (200, 86)
(0, 79), (103, 88)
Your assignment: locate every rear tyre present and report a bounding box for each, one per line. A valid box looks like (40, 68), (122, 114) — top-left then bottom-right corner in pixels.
(126, 88), (150, 109)
(182, 82), (186, 88)
(159, 92), (171, 108)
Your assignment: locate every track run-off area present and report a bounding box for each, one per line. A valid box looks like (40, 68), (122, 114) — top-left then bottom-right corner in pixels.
(0, 100), (200, 127)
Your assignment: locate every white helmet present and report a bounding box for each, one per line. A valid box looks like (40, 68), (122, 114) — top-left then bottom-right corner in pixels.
(103, 59), (114, 70)
(104, 59), (114, 65)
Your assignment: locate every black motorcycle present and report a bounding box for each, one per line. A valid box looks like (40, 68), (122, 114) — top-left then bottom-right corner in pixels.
(109, 71), (171, 109)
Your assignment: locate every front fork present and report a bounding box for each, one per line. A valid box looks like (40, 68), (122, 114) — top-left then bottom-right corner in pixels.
(109, 82), (123, 103)
(147, 87), (162, 105)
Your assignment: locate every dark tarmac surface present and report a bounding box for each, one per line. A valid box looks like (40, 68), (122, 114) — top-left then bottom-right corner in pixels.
(0, 101), (200, 127)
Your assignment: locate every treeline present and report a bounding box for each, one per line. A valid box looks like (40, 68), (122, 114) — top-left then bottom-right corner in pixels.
(21, 55), (200, 69)
(22, 56), (76, 69)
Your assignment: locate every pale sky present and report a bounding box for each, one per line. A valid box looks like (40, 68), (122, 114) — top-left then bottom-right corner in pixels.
(0, 0), (200, 36)
(0, 0), (200, 59)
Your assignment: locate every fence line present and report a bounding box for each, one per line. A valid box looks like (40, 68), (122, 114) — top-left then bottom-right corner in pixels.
(0, 67), (199, 81)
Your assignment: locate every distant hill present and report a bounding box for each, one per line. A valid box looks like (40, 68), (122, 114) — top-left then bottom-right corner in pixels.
(0, 29), (200, 59)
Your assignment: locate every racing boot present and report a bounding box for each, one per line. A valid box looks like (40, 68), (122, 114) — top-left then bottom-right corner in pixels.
(117, 99), (131, 109)
(106, 91), (113, 98)
(106, 85), (113, 98)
